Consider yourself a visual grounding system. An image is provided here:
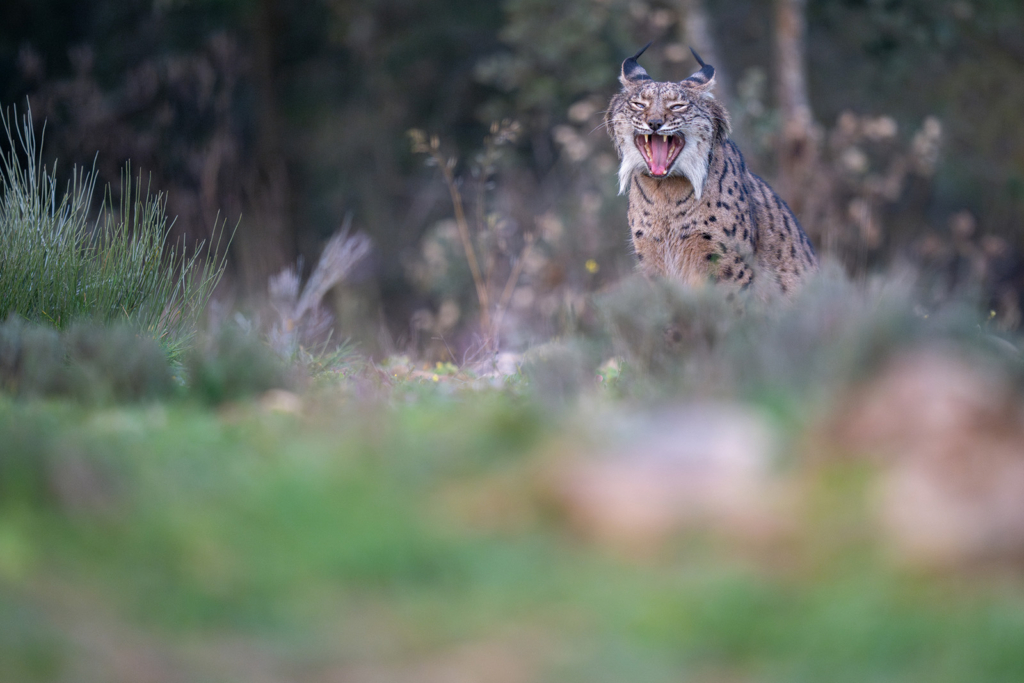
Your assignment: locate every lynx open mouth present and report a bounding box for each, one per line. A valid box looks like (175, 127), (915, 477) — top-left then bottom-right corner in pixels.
(634, 133), (683, 177)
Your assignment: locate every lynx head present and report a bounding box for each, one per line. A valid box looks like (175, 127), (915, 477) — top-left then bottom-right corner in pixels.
(606, 44), (730, 198)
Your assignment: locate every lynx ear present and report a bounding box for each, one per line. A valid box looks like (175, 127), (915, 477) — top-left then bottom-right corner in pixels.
(683, 48), (716, 91)
(619, 42), (653, 87)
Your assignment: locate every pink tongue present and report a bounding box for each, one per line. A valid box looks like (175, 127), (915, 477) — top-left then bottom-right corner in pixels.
(650, 136), (671, 175)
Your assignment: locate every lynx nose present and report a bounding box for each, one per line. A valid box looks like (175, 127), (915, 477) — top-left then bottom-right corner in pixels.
(648, 118), (664, 131)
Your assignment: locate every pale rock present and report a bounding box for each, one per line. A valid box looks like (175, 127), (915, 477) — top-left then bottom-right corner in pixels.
(260, 389), (302, 415)
(841, 349), (1024, 567)
(554, 403), (784, 552)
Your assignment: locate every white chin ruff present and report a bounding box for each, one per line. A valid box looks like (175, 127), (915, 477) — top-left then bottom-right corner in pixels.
(617, 145), (646, 195)
(617, 137), (710, 199)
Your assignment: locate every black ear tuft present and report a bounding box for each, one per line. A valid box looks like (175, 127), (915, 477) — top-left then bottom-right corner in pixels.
(620, 41), (653, 86)
(683, 48), (715, 88)
(632, 41), (654, 62)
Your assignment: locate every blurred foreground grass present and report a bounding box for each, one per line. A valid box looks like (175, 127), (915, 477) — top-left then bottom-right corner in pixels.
(2, 395), (1023, 681)
(3, 268), (1024, 682)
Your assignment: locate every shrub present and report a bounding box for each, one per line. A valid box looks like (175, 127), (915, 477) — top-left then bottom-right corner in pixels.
(0, 317), (296, 405)
(0, 318), (175, 402)
(186, 326), (293, 404)
(533, 264), (1023, 408)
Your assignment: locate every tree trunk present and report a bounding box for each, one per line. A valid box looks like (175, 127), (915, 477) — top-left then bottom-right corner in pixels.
(773, 0), (822, 230)
(676, 0), (734, 115)
(236, 0), (295, 291)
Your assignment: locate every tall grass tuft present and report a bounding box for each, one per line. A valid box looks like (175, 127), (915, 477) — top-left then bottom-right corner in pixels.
(0, 106), (227, 356)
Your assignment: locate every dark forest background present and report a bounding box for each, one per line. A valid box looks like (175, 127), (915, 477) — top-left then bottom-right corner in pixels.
(3, 0), (1024, 355)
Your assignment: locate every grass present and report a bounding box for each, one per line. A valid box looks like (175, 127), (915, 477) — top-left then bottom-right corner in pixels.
(2, 385), (1024, 682)
(0, 106), (227, 356)
(2, 113), (1024, 679)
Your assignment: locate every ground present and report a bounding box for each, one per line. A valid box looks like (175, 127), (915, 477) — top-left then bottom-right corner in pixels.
(3, 340), (1024, 683)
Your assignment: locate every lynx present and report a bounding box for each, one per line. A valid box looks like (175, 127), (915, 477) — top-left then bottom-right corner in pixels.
(606, 44), (817, 296)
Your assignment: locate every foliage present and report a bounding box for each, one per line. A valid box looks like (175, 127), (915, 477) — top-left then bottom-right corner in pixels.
(2, 3), (1024, 678)
(0, 107), (227, 354)
(0, 319), (175, 402)
(4, 0), (1024, 343)
(0, 265), (1023, 682)
(591, 265), (1012, 400)
(266, 218), (372, 359)
(185, 324), (294, 405)
(409, 122), (534, 348)
(1, 298), (1024, 680)
(0, 316), (296, 406)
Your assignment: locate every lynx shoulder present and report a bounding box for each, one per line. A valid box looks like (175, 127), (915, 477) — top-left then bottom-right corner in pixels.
(605, 44), (817, 296)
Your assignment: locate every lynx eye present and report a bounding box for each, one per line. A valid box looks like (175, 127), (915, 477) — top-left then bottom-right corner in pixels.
(670, 102), (689, 112)
(629, 100), (646, 111)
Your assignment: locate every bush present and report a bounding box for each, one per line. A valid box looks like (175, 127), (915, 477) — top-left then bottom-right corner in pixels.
(186, 326), (294, 404)
(0, 318), (175, 402)
(538, 264), (1024, 408)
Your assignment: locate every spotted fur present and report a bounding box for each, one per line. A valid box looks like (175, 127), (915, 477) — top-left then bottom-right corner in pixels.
(606, 46), (817, 296)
